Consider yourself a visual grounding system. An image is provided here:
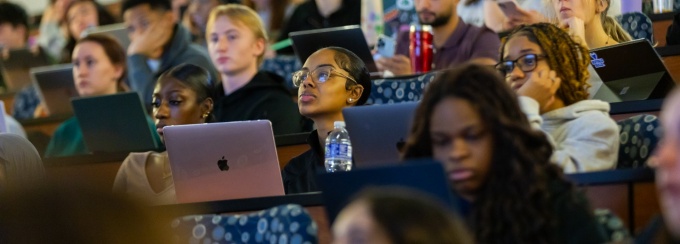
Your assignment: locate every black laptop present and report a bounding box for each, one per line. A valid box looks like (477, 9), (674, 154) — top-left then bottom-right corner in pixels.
(289, 25), (379, 75)
(0, 48), (51, 91)
(589, 39), (675, 102)
(317, 161), (461, 223)
(31, 64), (78, 116)
(342, 102), (418, 168)
(72, 92), (159, 153)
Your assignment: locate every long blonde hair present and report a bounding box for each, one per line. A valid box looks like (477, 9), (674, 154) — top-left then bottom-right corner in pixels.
(205, 4), (269, 66)
(598, 0), (631, 42)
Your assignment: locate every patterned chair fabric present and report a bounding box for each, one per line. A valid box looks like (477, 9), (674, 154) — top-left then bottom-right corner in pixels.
(171, 204), (318, 244)
(615, 12), (654, 43)
(260, 55), (302, 90)
(616, 114), (661, 169)
(368, 72), (438, 104)
(594, 208), (631, 242)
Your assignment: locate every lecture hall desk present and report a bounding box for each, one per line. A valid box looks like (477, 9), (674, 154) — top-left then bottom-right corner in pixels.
(45, 95), (662, 240)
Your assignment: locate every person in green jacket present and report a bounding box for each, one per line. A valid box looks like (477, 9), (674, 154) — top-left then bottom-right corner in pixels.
(45, 34), (158, 157)
(402, 64), (608, 244)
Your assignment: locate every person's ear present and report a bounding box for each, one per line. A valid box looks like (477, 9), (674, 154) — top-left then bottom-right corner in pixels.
(596, 0), (608, 14)
(200, 97), (214, 119)
(164, 10), (177, 25)
(346, 85), (364, 105)
(253, 37), (265, 58)
(113, 65), (125, 82)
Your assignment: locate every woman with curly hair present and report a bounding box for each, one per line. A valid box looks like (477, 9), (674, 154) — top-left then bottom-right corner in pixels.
(402, 63), (607, 243)
(498, 23), (619, 173)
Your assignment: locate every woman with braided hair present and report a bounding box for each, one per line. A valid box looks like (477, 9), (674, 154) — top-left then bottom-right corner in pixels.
(401, 63), (607, 243)
(498, 23), (619, 173)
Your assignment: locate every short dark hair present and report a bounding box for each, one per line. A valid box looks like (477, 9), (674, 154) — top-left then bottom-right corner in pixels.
(0, 2), (29, 42)
(157, 63), (215, 120)
(121, 0), (172, 15)
(325, 46), (372, 105)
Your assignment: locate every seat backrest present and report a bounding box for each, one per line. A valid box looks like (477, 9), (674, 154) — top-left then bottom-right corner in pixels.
(260, 56), (302, 90)
(368, 72), (438, 104)
(616, 114), (661, 168)
(594, 208), (631, 242)
(171, 204), (317, 243)
(615, 12), (654, 43)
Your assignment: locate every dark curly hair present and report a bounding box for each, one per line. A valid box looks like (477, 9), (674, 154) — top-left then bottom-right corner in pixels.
(500, 23), (591, 106)
(402, 63), (571, 243)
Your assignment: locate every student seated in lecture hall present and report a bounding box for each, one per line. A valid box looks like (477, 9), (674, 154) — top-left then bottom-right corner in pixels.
(206, 4), (304, 135)
(498, 23), (619, 173)
(281, 47), (371, 194)
(44, 34), (159, 158)
(122, 0), (217, 110)
(637, 88), (680, 243)
(551, 0), (630, 49)
(377, 0), (501, 76)
(402, 64), (607, 243)
(113, 63), (214, 206)
(333, 187), (474, 244)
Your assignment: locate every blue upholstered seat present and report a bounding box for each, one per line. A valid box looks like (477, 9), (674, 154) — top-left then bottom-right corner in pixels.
(368, 72), (438, 104)
(171, 204), (317, 244)
(615, 12), (654, 43)
(616, 114), (661, 168)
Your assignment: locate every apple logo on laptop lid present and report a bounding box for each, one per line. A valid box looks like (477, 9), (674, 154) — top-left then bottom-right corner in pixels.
(217, 156), (229, 171)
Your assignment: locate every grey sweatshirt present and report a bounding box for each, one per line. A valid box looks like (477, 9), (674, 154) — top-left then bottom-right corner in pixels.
(519, 96), (620, 173)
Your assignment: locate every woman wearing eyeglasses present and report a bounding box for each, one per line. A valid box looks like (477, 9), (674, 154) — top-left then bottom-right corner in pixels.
(282, 46), (371, 194)
(207, 4), (303, 135)
(497, 23), (618, 173)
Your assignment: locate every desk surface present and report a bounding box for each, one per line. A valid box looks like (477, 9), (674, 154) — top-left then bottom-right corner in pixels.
(152, 168), (655, 216)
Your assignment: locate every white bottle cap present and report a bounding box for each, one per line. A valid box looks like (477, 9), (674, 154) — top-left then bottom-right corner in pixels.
(334, 121), (346, 128)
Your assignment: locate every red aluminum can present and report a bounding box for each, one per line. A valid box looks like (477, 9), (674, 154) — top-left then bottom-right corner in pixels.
(409, 24), (434, 74)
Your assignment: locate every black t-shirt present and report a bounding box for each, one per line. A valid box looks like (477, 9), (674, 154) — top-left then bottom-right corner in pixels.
(281, 130), (325, 194)
(277, 0), (361, 55)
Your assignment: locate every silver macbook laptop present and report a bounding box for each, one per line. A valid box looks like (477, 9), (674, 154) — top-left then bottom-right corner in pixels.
(163, 121), (285, 203)
(31, 64), (78, 116)
(342, 102), (419, 168)
(589, 39), (675, 102)
(84, 23), (130, 49)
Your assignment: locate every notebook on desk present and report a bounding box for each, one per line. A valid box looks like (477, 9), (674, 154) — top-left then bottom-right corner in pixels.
(589, 39), (675, 102)
(317, 161), (461, 223)
(0, 48), (51, 92)
(289, 25), (379, 74)
(31, 64), (78, 116)
(72, 92), (158, 154)
(163, 121), (285, 203)
(342, 102), (418, 168)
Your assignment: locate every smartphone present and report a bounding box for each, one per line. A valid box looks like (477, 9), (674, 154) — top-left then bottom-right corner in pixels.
(376, 34), (396, 58)
(498, 0), (524, 19)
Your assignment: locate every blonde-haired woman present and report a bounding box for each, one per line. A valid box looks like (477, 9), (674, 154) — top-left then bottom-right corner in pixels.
(553, 0), (630, 49)
(206, 4), (303, 135)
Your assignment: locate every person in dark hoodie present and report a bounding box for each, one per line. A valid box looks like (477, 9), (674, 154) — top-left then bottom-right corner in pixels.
(123, 0), (218, 109)
(207, 4), (303, 135)
(276, 0), (360, 55)
(282, 47), (371, 194)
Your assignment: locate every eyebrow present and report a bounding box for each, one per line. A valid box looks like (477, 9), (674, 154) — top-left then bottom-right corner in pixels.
(503, 48), (539, 60)
(301, 63), (334, 71)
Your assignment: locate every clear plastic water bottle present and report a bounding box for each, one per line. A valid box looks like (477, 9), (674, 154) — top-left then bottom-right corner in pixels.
(324, 121), (353, 173)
